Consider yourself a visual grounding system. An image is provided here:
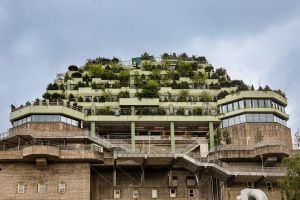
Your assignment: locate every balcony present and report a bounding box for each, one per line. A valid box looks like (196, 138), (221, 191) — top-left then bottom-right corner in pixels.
(119, 98), (159, 106)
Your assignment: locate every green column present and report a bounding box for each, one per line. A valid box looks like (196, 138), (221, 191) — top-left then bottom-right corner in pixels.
(91, 122), (96, 137)
(209, 122), (214, 150)
(131, 122), (135, 151)
(170, 122), (175, 153)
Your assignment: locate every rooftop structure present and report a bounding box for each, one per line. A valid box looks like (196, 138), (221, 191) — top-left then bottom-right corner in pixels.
(0, 53), (296, 200)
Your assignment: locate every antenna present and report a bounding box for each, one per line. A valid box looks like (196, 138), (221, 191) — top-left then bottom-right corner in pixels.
(284, 80), (293, 94)
(10, 96), (17, 106)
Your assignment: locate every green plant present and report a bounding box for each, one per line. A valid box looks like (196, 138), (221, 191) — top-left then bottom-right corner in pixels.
(71, 72), (82, 78)
(217, 90), (229, 100)
(141, 80), (160, 98)
(193, 107), (202, 115)
(102, 90), (112, 102)
(223, 129), (232, 144)
(68, 65), (78, 71)
(255, 130), (264, 143)
(176, 108), (185, 115)
(178, 90), (189, 102)
(279, 154), (300, 200)
(77, 96), (83, 102)
(118, 90), (130, 98)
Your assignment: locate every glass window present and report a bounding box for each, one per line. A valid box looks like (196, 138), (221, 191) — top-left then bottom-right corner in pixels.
(258, 100), (265, 108)
(52, 115), (60, 122)
(228, 117), (235, 126)
(239, 100), (244, 109)
(245, 100), (252, 108)
(39, 115), (46, 122)
(45, 115), (52, 122)
(227, 104), (233, 112)
(252, 100), (258, 108)
(265, 100), (271, 108)
(32, 115), (39, 122)
(61, 116), (67, 123)
(222, 119), (229, 128)
(26, 116), (32, 122)
(235, 115), (241, 124)
(259, 114), (267, 122)
(22, 118), (27, 124)
(266, 114), (274, 122)
(240, 114), (246, 123)
(222, 105), (227, 113)
(233, 102), (239, 110)
(253, 114), (260, 122)
(246, 114), (254, 122)
(66, 117), (71, 125)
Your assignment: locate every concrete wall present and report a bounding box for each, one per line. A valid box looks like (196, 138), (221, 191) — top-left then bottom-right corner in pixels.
(91, 168), (214, 200)
(0, 162), (90, 200)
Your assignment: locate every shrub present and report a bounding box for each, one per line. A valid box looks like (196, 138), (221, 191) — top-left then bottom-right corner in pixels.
(68, 65), (78, 71)
(118, 90), (130, 98)
(217, 90), (229, 100)
(77, 96), (83, 102)
(72, 72), (82, 78)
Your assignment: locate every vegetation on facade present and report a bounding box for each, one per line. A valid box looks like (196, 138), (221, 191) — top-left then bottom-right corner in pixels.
(279, 154), (300, 200)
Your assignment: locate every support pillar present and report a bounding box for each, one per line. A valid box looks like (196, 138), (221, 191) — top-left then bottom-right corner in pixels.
(131, 122), (135, 151)
(113, 159), (117, 187)
(90, 122), (96, 137)
(209, 122), (214, 150)
(170, 122), (175, 153)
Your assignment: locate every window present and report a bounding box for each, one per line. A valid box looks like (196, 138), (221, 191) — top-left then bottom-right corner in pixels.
(133, 189), (139, 198)
(258, 99), (265, 108)
(266, 114), (274, 122)
(253, 114), (260, 122)
(233, 102), (239, 111)
(114, 189), (121, 199)
(266, 181), (272, 191)
(246, 114), (254, 122)
(228, 117), (235, 126)
(247, 182), (254, 188)
(252, 99), (258, 108)
(188, 189), (194, 198)
(17, 181), (25, 193)
(222, 105), (227, 113)
(186, 176), (196, 186)
(222, 119), (229, 128)
(240, 114), (246, 123)
(265, 100), (271, 108)
(38, 182), (46, 193)
(239, 100), (244, 109)
(170, 188), (176, 198)
(58, 182), (65, 193)
(234, 115), (241, 124)
(227, 104), (233, 112)
(151, 189), (158, 199)
(245, 100), (252, 108)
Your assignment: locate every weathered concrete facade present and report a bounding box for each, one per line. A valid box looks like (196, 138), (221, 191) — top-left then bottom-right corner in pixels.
(0, 162), (90, 200)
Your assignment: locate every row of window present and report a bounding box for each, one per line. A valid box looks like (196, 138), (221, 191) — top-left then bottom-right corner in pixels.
(12, 115), (80, 127)
(221, 113), (287, 128)
(220, 99), (285, 114)
(17, 181), (65, 194)
(113, 188), (195, 199)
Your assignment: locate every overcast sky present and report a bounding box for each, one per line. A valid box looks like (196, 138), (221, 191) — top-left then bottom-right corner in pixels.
(0, 0), (299, 138)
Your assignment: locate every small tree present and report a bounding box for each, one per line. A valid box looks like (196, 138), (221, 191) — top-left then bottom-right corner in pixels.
(279, 154), (300, 200)
(178, 90), (189, 102)
(223, 129), (232, 144)
(255, 130), (264, 144)
(77, 96), (83, 102)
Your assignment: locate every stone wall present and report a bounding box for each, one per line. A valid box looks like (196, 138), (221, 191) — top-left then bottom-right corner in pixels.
(0, 162), (90, 200)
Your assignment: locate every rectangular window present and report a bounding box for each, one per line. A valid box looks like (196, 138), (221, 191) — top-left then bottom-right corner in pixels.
(61, 116), (67, 123)
(252, 99), (258, 108)
(245, 100), (252, 108)
(38, 182), (46, 193)
(240, 114), (246, 123)
(227, 104), (233, 112)
(258, 100), (265, 108)
(265, 100), (271, 108)
(133, 189), (139, 199)
(188, 189), (194, 197)
(266, 181), (272, 191)
(222, 105), (227, 113)
(17, 181), (25, 193)
(114, 189), (121, 199)
(259, 114), (267, 122)
(233, 102), (239, 111)
(58, 182), (65, 193)
(228, 117), (235, 126)
(239, 100), (244, 109)
(253, 114), (260, 122)
(151, 189), (158, 198)
(235, 115), (241, 124)
(246, 114), (254, 122)
(222, 119), (229, 128)
(186, 177), (196, 186)
(170, 189), (176, 198)
(266, 114), (274, 122)
(247, 182), (254, 188)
